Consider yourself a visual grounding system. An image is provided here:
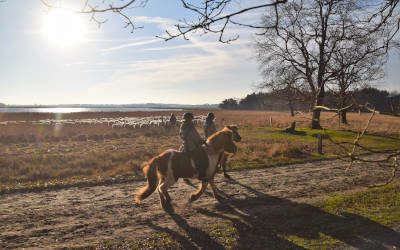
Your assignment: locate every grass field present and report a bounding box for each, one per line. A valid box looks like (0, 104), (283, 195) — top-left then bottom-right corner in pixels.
(0, 110), (399, 193)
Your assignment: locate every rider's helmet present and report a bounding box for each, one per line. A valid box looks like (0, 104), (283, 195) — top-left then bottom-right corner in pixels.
(206, 112), (215, 120)
(183, 112), (194, 121)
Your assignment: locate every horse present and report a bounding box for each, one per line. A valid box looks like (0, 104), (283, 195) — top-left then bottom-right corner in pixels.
(218, 125), (241, 179)
(134, 126), (241, 210)
(182, 125), (241, 183)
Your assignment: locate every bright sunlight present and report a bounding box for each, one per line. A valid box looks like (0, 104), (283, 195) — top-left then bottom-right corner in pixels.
(42, 9), (86, 47)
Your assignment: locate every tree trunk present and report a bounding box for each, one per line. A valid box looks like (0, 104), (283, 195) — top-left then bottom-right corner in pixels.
(340, 110), (348, 124)
(288, 100), (295, 117)
(284, 121), (297, 133)
(338, 84), (348, 125)
(311, 90), (324, 129)
(311, 109), (322, 129)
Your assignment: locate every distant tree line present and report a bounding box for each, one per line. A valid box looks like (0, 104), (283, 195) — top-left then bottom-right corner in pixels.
(219, 87), (400, 115)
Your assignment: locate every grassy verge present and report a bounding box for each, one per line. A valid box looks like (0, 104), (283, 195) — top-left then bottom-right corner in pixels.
(229, 126), (400, 171)
(285, 181), (400, 249)
(95, 181), (400, 249)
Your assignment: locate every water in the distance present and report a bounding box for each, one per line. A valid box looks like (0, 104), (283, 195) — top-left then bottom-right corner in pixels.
(0, 107), (183, 113)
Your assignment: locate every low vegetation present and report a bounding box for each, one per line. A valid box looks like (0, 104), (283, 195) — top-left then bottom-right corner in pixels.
(286, 181), (400, 248)
(0, 111), (399, 193)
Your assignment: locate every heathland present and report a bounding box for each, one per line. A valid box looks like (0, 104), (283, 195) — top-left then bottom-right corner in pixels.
(0, 110), (399, 248)
(1, 110), (399, 192)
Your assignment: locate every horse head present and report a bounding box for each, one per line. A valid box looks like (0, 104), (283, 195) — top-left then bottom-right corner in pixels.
(207, 126), (241, 154)
(226, 125), (241, 142)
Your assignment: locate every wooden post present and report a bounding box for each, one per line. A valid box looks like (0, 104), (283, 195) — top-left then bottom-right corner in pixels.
(269, 117), (273, 127)
(317, 134), (323, 154)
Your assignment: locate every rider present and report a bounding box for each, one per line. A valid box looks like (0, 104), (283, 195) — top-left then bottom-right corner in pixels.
(204, 112), (217, 138)
(169, 113), (177, 127)
(179, 112), (209, 181)
(204, 112), (231, 179)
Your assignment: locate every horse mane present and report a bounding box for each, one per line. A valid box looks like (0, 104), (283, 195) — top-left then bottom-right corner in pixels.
(225, 125), (238, 132)
(207, 127), (233, 151)
(207, 127), (229, 141)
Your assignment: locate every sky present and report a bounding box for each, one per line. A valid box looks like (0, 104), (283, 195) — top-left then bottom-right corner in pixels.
(0, 0), (399, 105)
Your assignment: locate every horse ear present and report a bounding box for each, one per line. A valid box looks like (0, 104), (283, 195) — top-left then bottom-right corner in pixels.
(226, 125), (238, 131)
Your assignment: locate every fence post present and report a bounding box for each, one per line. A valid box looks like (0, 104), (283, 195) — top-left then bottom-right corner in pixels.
(269, 117), (273, 126)
(317, 133), (323, 154)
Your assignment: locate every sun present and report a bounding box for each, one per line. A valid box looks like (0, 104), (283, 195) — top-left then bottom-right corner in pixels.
(42, 9), (87, 47)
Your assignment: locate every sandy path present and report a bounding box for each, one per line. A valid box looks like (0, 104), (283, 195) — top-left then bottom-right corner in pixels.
(1, 156), (399, 249)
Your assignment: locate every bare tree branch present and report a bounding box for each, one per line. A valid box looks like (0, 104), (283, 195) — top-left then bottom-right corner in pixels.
(41, 0), (148, 32)
(320, 103), (399, 186)
(157, 0), (287, 43)
(40, 0), (287, 42)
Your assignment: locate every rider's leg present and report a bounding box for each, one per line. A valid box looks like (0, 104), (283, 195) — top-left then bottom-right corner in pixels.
(194, 147), (209, 181)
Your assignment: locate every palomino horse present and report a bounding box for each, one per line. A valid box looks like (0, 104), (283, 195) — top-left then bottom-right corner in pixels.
(135, 126), (241, 210)
(218, 125), (241, 178)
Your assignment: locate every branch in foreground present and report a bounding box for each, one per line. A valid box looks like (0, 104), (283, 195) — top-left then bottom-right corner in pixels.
(41, 0), (149, 32)
(158, 0), (287, 43)
(317, 104), (399, 186)
(40, 0), (287, 42)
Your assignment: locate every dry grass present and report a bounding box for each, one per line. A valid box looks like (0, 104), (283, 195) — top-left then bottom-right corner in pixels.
(0, 110), (399, 191)
(211, 110), (400, 135)
(0, 111), (189, 122)
(1, 110), (399, 134)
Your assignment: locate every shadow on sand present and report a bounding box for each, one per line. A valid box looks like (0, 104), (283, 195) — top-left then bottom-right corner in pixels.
(146, 178), (400, 249)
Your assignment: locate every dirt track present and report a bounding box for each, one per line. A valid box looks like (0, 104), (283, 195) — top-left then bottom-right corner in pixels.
(1, 156), (399, 249)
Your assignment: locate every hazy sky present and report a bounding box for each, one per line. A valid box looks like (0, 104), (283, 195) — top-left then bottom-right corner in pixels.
(0, 0), (399, 105)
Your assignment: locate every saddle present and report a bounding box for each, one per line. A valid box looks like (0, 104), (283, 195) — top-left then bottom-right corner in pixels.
(183, 146), (209, 181)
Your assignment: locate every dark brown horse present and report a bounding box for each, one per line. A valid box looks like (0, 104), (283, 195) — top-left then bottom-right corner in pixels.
(135, 126), (241, 210)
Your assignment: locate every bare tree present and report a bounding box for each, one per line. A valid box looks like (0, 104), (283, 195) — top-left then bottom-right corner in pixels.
(259, 67), (310, 117)
(256, 0), (399, 129)
(326, 34), (388, 124)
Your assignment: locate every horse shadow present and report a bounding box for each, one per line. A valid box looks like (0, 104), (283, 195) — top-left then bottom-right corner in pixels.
(147, 178), (400, 249)
(145, 209), (225, 249)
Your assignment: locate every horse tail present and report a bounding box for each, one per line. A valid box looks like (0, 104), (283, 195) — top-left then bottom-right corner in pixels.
(135, 157), (159, 203)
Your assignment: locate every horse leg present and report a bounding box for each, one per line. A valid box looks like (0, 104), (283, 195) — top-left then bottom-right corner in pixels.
(164, 188), (172, 203)
(189, 181), (208, 202)
(161, 172), (177, 209)
(221, 154), (231, 179)
(210, 178), (226, 201)
(157, 188), (167, 209)
(157, 184), (167, 209)
(157, 179), (172, 210)
(209, 178), (218, 199)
